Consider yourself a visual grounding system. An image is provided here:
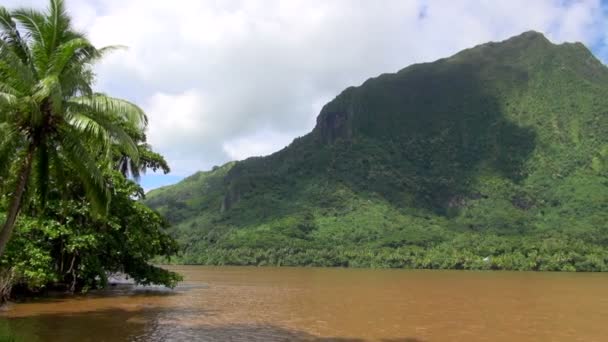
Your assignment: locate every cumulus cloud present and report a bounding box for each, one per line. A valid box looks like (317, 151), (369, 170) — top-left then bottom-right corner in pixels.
(4, 0), (608, 184)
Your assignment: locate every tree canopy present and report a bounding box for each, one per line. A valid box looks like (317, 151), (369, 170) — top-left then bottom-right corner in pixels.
(0, 0), (180, 299)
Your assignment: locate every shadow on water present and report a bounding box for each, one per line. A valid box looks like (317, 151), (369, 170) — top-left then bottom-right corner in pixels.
(6, 285), (184, 306)
(2, 306), (425, 342)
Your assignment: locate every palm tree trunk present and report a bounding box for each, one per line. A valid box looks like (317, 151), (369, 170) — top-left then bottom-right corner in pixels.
(0, 145), (35, 257)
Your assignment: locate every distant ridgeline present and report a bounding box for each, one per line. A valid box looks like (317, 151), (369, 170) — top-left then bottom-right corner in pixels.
(146, 31), (608, 271)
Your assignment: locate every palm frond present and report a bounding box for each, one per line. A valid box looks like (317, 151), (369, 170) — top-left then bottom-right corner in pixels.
(51, 43), (122, 97)
(11, 8), (46, 50)
(60, 63), (93, 97)
(69, 95), (148, 129)
(66, 101), (139, 162)
(97, 45), (126, 55)
(0, 81), (21, 97)
(32, 75), (62, 115)
(66, 110), (112, 154)
(48, 0), (70, 52)
(60, 44), (126, 77)
(12, 8), (49, 74)
(13, 95), (40, 127)
(47, 37), (90, 76)
(0, 6), (33, 70)
(0, 91), (18, 113)
(58, 125), (110, 215)
(0, 39), (35, 93)
(0, 91), (18, 126)
(117, 156), (141, 181)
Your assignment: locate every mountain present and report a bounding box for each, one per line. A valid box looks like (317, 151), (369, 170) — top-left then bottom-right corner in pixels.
(146, 31), (608, 271)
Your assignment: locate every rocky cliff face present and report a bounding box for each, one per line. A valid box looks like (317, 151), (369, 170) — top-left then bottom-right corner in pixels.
(315, 109), (353, 144)
(314, 87), (357, 144)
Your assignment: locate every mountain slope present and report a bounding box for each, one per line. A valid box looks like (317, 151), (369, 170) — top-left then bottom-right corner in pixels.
(146, 31), (608, 270)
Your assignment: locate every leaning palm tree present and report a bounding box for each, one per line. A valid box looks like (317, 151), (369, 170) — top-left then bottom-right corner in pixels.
(0, 0), (146, 257)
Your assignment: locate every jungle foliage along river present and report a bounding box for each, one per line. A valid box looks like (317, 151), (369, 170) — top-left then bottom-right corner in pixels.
(2, 266), (608, 341)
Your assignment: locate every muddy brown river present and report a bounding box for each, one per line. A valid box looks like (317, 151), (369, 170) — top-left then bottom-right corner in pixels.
(2, 266), (608, 341)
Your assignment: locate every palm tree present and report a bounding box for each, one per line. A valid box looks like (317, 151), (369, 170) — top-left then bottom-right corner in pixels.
(0, 0), (146, 257)
(115, 127), (171, 182)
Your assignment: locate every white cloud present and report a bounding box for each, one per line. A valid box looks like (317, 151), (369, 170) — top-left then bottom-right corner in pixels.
(222, 129), (300, 161)
(4, 0), (608, 180)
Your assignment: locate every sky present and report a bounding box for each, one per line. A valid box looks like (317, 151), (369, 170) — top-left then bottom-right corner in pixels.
(5, 0), (608, 191)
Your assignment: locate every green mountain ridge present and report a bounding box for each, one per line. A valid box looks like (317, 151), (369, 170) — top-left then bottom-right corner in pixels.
(146, 31), (608, 270)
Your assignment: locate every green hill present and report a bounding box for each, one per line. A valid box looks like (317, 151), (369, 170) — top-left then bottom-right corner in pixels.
(146, 31), (608, 271)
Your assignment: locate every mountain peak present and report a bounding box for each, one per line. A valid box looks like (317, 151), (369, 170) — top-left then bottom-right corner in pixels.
(445, 30), (555, 65)
(498, 30), (553, 49)
(510, 30), (549, 41)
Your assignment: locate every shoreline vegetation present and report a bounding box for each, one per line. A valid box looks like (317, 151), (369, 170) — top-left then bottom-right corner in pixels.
(157, 235), (608, 272)
(0, 0), (181, 303)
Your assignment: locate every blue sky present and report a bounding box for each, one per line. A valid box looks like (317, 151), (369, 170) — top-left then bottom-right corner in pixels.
(5, 0), (608, 191)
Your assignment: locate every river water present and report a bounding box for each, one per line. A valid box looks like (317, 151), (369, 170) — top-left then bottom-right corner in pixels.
(2, 266), (608, 341)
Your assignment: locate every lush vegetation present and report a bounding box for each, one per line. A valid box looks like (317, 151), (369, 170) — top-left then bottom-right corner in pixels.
(0, 0), (180, 300)
(147, 32), (608, 271)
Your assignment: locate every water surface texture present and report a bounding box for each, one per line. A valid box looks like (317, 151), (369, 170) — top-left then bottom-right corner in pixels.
(3, 266), (608, 341)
